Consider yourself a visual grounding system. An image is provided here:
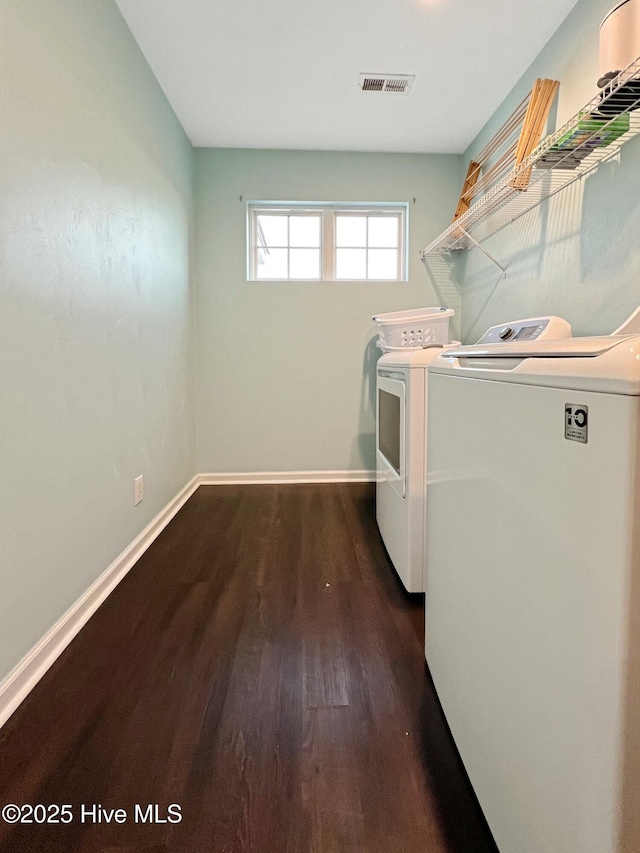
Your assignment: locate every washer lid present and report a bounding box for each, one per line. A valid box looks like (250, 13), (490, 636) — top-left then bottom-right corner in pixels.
(443, 335), (633, 360)
(429, 334), (640, 395)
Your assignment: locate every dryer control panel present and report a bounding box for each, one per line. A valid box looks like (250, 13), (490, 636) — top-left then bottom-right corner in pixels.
(475, 315), (572, 345)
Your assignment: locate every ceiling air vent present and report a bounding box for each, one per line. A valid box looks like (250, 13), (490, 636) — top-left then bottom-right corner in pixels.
(358, 74), (415, 95)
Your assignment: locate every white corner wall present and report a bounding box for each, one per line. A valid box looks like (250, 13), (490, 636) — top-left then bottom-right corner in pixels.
(0, 0), (196, 684)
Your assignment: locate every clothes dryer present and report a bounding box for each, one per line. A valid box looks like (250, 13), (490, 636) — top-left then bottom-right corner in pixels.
(375, 315), (571, 592)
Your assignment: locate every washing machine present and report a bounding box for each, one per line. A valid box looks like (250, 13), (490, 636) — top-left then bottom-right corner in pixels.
(424, 307), (640, 853)
(375, 315), (571, 593)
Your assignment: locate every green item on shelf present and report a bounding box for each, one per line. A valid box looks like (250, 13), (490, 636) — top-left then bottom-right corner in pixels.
(548, 110), (629, 153)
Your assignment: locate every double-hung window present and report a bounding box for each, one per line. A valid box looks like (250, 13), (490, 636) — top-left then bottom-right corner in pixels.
(248, 202), (407, 281)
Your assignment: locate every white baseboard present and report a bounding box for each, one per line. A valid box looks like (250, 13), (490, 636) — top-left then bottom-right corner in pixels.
(0, 475), (199, 731)
(198, 470), (376, 485)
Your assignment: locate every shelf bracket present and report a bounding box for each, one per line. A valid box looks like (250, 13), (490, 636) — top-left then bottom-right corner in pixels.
(458, 228), (507, 277)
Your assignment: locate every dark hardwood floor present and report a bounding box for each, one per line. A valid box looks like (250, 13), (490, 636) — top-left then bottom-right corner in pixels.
(0, 484), (497, 853)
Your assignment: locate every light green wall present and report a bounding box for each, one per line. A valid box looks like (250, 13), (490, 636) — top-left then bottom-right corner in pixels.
(459, 0), (640, 343)
(194, 148), (461, 474)
(0, 0), (196, 682)
(8, 0), (617, 688)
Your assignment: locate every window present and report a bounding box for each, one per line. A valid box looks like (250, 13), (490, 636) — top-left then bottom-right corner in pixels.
(248, 203), (407, 281)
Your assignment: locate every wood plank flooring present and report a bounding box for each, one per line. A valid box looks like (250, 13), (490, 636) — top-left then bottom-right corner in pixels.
(0, 484), (497, 853)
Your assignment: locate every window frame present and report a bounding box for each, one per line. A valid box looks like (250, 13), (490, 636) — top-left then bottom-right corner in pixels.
(247, 202), (408, 282)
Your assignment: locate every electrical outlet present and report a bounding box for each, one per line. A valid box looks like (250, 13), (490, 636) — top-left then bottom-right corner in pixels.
(134, 475), (144, 506)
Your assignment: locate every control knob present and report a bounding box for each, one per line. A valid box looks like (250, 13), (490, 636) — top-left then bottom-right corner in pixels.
(499, 326), (515, 340)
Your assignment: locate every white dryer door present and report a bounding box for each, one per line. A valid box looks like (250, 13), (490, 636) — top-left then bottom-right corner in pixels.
(376, 372), (406, 498)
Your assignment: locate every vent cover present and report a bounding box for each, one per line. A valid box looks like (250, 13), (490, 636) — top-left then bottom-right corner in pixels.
(358, 74), (415, 95)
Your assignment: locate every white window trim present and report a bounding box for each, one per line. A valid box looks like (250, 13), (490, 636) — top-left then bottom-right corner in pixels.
(247, 202), (408, 282)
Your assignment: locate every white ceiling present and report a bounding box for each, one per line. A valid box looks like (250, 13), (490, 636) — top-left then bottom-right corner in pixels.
(115, 0), (580, 154)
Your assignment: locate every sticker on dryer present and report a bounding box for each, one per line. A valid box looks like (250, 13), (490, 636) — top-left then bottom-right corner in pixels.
(565, 404), (588, 443)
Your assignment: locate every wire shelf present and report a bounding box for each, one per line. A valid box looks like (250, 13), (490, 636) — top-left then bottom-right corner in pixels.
(421, 57), (640, 260)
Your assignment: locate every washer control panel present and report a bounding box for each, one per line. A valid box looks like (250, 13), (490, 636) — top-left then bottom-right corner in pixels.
(475, 316), (572, 345)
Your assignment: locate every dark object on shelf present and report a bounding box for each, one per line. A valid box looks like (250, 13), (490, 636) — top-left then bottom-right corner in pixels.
(536, 149), (592, 170)
(597, 78), (640, 115)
